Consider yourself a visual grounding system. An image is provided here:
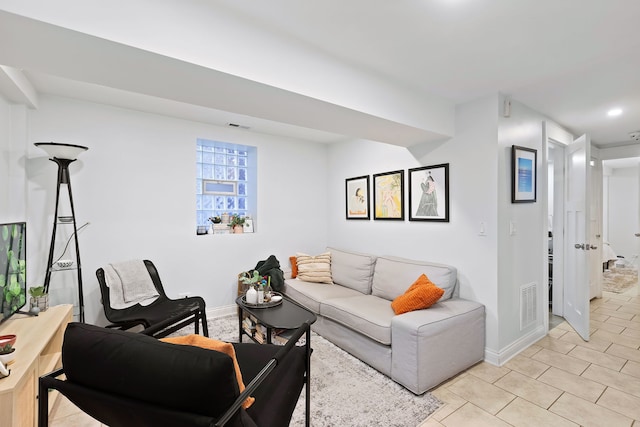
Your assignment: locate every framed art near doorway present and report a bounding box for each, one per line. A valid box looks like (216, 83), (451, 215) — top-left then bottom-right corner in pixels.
(511, 145), (537, 203)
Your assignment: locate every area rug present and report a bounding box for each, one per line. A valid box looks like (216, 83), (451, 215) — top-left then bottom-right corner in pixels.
(177, 315), (442, 427)
(603, 266), (638, 294)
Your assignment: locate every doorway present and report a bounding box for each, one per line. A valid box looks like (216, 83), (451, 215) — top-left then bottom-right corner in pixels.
(547, 141), (565, 319)
(602, 157), (640, 290)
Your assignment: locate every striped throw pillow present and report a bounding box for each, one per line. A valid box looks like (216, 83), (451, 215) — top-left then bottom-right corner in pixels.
(296, 252), (332, 283)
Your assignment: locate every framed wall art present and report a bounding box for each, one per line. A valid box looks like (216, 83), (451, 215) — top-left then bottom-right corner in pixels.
(373, 170), (404, 220)
(511, 145), (537, 203)
(345, 175), (370, 220)
(408, 163), (450, 222)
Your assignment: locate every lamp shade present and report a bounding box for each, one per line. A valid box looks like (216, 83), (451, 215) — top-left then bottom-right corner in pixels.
(35, 142), (88, 160)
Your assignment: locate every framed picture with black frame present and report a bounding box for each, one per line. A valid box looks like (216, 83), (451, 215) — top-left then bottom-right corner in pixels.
(408, 163), (450, 222)
(345, 175), (370, 220)
(373, 170), (404, 220)
(511, 145), (537, 203)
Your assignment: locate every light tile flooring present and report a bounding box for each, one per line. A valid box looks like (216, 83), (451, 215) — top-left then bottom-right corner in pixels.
(421, 285), (640, 427)
(50, 286), (640, 426)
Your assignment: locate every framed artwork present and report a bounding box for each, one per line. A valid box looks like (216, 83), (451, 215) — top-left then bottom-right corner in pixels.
(243, 218), (254, 233)
(345, 175), (370, 220)
(373, 170), (404, 220)
(408, 163), (450, 222)
(511, 145), (537, 203)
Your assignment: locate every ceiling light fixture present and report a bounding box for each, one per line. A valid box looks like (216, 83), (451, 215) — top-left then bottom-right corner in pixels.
(607, 108), (622, 117)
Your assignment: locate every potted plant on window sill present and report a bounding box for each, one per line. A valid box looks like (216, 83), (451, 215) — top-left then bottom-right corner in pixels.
(228, 214), (246, 234)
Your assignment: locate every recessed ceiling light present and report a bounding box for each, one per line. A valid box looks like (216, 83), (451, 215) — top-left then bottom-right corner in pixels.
(608, 108), (623, 117)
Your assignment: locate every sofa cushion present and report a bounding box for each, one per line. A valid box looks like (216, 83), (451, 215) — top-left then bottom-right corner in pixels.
(296, 252), (332, 283)
(284, 278), (363, 313)
(391, 274), (444, 314)
(327, 247), (377, 294)
(320, 295), (395, 345)
(372, 256), (457, 301)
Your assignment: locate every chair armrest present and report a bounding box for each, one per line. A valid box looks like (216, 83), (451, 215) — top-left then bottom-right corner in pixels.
(215, 320), (311, 427)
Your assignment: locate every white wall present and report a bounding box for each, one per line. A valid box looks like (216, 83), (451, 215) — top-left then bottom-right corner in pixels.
(0, 98), (28, 222)
(497, 97), (547, 357)
(606, 166), (638, 260)
(0, 96), (11, 217)
(327, 94), (501, 354)
(24, 95), (330, 324)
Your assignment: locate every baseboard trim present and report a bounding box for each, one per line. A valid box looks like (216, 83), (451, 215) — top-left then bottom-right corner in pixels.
(206, 304), (237, 319)
(483, 325), (546, 366)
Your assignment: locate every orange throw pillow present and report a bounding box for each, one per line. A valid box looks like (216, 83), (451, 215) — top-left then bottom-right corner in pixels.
(161, 335), (255, 408)
(290, 256), (298, 278)
(391, 274), (444, 315)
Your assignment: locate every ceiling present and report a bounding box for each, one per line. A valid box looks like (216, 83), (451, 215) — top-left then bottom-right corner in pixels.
(0, 0), (639, 149)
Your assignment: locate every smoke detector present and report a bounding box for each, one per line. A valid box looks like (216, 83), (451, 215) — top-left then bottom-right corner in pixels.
(630, 131), (640, 141)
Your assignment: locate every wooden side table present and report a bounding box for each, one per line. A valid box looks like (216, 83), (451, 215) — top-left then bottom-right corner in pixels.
(0, 304), (73, 427)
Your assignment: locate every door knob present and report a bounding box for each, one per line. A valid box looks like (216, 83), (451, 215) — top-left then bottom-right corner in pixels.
(635, 233), (640, 237)
(575, 243), (585, 249)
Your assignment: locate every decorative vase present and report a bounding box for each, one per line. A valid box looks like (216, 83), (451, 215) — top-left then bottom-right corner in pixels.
(233, 225), (244, 234)
(31, 295), (49, 312)
(246, 287), (258, 304)
(221, 213), (230, 224)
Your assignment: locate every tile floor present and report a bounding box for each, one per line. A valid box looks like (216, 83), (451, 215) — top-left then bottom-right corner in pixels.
(50, 286), (640, 426)
(421, 285), (640, 427)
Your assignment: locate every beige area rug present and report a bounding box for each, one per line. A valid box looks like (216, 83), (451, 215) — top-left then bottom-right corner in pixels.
(177, 315), (442, 426)
(603, 266), (638, 293)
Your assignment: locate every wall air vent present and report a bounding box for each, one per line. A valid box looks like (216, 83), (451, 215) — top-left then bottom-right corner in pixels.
(227, 123), (251, 130)
(520, 282), (537, 330)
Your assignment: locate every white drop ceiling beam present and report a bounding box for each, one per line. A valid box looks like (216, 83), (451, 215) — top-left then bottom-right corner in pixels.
(0, 65), (38, 108)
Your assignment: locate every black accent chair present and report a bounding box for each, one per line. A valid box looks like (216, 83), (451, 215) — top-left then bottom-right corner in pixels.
(96, 260), (208, 338)
(39, 322), (312, 427)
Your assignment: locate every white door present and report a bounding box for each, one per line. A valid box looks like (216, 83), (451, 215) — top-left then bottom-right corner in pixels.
(564, 134), (591, 341)
(590, 157), (603, 299)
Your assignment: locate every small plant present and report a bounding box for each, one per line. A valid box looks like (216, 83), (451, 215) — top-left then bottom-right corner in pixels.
(208, 216), (222, 224)
(239, 270), (264, 286)
(228, 214), (246, 228)
(29, 286), (47, 297)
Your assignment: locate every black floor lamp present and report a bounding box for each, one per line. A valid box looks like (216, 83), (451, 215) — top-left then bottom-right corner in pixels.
(35, 142), (88, 322)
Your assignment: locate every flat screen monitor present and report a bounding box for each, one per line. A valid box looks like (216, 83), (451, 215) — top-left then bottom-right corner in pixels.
(0, 222), (27, 323)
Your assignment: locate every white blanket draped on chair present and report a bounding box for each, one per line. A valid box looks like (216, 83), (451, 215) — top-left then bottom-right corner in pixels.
(104, 259), (159, 309)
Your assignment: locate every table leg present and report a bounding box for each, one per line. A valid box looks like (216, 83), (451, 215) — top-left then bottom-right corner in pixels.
(238, 309), (243, 343)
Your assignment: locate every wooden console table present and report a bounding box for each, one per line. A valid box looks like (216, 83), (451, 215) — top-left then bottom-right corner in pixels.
(0, 304), (73, 427)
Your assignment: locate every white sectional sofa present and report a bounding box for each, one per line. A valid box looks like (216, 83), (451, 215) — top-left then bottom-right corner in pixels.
(283, 247), (485, 394)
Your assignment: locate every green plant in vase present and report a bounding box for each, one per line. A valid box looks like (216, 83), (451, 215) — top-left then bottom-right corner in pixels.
(28, 286), (49, 313)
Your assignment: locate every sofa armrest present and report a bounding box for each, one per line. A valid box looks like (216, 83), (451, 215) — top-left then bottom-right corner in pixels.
(391, 298), (485, 394)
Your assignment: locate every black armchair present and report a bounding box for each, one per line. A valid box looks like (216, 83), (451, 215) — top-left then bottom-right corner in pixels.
(96, 259), (208, 338)
(39, 322), (311, 427)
